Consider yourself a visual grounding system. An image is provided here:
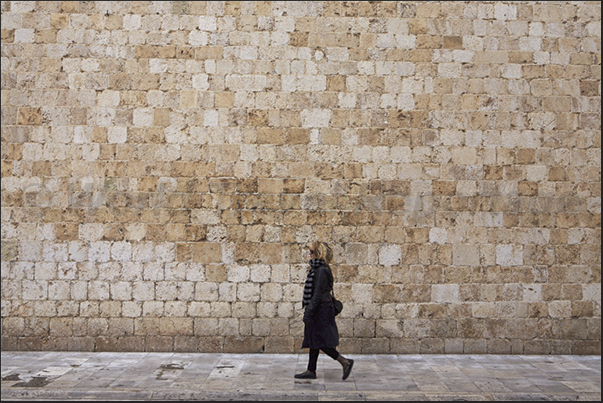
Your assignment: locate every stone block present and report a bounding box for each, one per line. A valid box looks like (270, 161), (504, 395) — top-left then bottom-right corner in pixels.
(224, 336), (264, 353)
(264, 336), (294, 353)
(463, 339), (487, 354)
(487, 338), (511, 354)
(1, 337), (18, 350)
(375, 319), (403, 338)
(443, 36), (463, 49)
(390, 338), (420, 354)
(420, 338), (445, 354)
(432, 284), (460, 303)
(444, 338), (464, 353)
(260, 243), (283, 264)
(496, 245), (524, 266)
(195, 337), (222, 353)
(353, 319), (376, 338)
(373, 285), (403, 304)
(191, 243), (222, 263)
(453, 245), (480, 266)
(145, 336), (174, 352)
(379, 244), (401, 266)
(18, 107), (42, 125)
(1, 241), (18, 261)
(573, 340), (601, 355)
(344, 243), (369, 265)
(361, 337), (390, 353)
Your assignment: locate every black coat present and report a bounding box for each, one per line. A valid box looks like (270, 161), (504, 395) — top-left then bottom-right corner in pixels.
(301, 263), (339, 349)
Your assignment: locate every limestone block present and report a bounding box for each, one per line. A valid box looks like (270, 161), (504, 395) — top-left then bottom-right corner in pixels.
(429, 227), (448, 244)
(549, 301), (572, 318)
(453, 244), (480, 266)
(20, 280), (45, 300)
(48, 317), (73, 336)
(496, 244), (524, 266)
(257, 302), (277, 318)
(218, 282), (236, 302)
(34, 262), (57, 280)
(251, 318), (270, 336)
(218, 318), (239, 336)
(522, 284), (542, 302)
(110, 241), (132, 261)
(301, 109), (331, 128)
(224, 336), (264, 353)
(142, 301), (164, 317)
(191, 243), (222, 263)
(188, 301), (210, 318)
(375, 319), (403, 338)
(345, 243), (369, 265)
(226, 265), (250, 283)
(495, 3), (517, 20)
(122, 301), (142, 318)
(474, 212), (503, 227)
(154, 243), (175, 263)
(107, 126), (127, 143)
(159, 317), (193, 336)
(432, 284), (460, 303)
(159, 281), (194, 301)
(68, 281), (87, 302)
(88, 242), (110, 262)
(260, 283), (282, 302)
(351, 284), (374, 304)
(128, 279), (152, 300)
(237, 283), (260, 302)
(195, 282), (218, 302)
(14, 28), (35, 43)
(225, 75), (266, 92)
(260, 243), (283, 264)
(282, 283), (303, 303)
(194, 317), (218, 336)
(48, 281), (70, 300)
(379, 244), (401, 266)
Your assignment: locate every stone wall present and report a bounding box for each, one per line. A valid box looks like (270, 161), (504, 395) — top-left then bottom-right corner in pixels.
(1, 1), (600, 354)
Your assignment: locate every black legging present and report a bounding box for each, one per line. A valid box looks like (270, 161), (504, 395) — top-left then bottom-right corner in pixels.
(307, 347), (340, 372)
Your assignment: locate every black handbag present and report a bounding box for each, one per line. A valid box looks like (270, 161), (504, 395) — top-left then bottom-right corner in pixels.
(332, 290), (343, 316)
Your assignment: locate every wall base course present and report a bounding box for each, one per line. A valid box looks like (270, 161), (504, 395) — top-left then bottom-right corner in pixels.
(2, 336), (600, 355)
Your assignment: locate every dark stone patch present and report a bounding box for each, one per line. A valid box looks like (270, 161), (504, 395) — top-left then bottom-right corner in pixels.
(160, 363), (185, 370)
(12, 376), (52, 388)
(155, 363), (186, 380)
(2, 373), (21, 381)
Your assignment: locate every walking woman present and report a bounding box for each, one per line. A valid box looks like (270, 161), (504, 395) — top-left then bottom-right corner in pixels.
(295, 241), (354, 380)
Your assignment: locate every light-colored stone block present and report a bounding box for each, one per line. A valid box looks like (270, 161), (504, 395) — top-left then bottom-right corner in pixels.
(379, 244), (402, 266)
(301, 109), (331, 127)
(496, 245), (524, 266)
(432, 284), (460, 302)
(453, 245), (480, 266)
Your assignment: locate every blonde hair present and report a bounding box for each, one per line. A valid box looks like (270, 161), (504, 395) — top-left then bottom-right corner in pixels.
(310, 241), (333, 264)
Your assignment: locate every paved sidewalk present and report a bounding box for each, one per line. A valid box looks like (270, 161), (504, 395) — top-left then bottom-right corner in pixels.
(1, 351), (600, 401)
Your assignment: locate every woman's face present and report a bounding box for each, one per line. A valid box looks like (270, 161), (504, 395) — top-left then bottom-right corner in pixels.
(308, 246), (316, 259)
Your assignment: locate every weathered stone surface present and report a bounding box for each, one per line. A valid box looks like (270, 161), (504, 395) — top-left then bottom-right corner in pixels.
(0, 1), (600, 355)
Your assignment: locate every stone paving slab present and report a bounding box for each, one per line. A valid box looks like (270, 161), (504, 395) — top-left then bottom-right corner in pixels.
(1, 352), (600, 401)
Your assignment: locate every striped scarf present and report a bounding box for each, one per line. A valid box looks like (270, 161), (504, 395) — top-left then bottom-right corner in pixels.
(302, 259), (324, 307)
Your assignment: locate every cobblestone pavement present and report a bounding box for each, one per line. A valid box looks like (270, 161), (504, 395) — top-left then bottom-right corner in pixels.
(1, 351), (600, 401)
